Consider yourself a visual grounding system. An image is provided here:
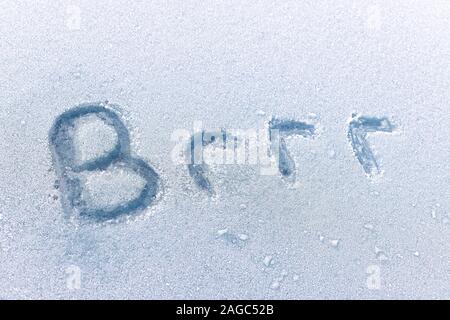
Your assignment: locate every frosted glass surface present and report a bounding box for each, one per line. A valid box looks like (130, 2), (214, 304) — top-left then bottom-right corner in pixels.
(1, 0), (449, 299)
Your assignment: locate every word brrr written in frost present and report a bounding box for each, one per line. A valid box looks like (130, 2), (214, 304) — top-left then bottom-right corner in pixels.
(49, 102), (394, 221)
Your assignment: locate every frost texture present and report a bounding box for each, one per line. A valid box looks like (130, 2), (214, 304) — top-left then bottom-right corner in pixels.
(1, 0), (450, 300)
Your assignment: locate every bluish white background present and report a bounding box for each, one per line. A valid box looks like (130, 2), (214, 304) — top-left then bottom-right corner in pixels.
(0, 0), (450, 299)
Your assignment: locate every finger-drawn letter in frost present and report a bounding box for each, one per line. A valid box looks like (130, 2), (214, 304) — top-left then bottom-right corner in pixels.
(348, 114), (394, 176)
(49, 103), (159, 221)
